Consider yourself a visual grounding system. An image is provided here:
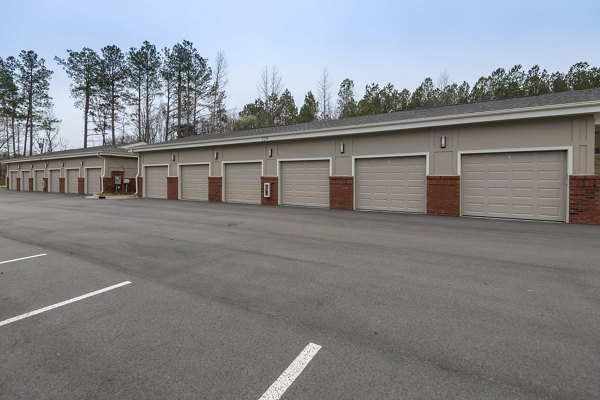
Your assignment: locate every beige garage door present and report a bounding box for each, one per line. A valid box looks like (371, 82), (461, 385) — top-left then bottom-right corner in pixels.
(85, 168), (102, 194)
(224, 162), (261, 204)
(145, 166), (168, 199)
(461, 151), (567, 221)
(355, 156), (427, 213)
(9, 171), (17, 190)
(66, 169), (79, 194)
(22, 171), (30, 190)
(34, 170), (44, 192)
(180, 164), (209, 201)
(49, 170), (60, 193)
(280, 160), (329, 207)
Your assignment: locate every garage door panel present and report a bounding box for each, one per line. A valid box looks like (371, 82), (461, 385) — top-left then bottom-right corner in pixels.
(85, 168), (101, 195)
(50, 170), (60, 193)
(145, 166), (168, 199)
(9, 171), (17, 190)
(66, 170), (78, 194)
(356, 156), (426, 213)
(34, 171), (44, 192)
(224, 163), (261, 204)
(280, 160), (329, 208)
(461, 151), (566, 221)
(180, 164), (209, 201)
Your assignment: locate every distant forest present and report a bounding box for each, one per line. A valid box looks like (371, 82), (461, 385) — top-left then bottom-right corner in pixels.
(2, 39), (600, 159)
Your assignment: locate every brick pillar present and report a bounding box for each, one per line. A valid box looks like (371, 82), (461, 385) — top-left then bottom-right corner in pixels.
(427, 176), (460, 216)
(77, 177), (84, 194)
(16, 178), (20, 191)
(103, 177), (114, 193)
(137, 177), (143, 197)
(43, 177), (48, 193)
(208, 177), (222, 202)
(59, 177), (65, 193)
(29, 178), (33, 191)
(329, 176), (353, 210)
(167, 177), (178, 200)
(261, 177), (278, 205)
(6, 176), (9, 190)
(569, 176), (600, 225)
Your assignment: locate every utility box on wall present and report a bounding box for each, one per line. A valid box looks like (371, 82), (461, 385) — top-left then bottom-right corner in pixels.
(263, 182), (271, 198)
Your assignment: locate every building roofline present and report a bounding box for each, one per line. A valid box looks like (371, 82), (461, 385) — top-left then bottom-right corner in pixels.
(133, 100), (600, 152)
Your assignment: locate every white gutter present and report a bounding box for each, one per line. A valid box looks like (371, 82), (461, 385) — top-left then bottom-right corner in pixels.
(133, 101), (600, 152)
(134, 154), (141, 197)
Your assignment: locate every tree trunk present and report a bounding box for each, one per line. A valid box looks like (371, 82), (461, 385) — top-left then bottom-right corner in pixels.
(84, 93), (90, 148)
(111, 83), (116, 145)
(145, 74), (150, 143)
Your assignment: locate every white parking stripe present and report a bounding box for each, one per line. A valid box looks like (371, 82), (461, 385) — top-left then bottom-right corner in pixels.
(258, 342), (321, 400)
(0, 253), (47, 265)
(0, 281), (131, 327)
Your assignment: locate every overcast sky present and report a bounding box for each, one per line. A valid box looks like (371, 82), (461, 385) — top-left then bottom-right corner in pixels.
(2, 0), (600, 148)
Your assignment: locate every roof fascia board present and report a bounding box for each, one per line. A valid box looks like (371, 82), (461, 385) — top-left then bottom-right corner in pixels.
(1, 150), (138, 164)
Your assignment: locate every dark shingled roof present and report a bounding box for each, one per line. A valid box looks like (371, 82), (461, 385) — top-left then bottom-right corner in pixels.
(137, 87), (600, 149)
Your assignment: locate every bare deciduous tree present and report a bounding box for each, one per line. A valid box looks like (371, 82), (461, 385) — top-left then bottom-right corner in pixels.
(317, 67), (333, 120)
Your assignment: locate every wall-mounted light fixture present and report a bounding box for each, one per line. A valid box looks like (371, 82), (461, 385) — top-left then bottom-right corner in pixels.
(171, 154), (176, 162)
(31, 164), (33, 169)
(214, 151), (219, 160)
(18, 164), (20, 170)
(440, 135), (447, 149)
(45, 162), (48, 168)
(268, 148), (273, 158)
(340, 143), (345, 154)
(81, 160), (84, 166)
(61, 161), (65, 167)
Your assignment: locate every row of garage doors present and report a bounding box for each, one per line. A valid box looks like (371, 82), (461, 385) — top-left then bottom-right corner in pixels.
(142, 150), (567, 222)
(7, 168), (102, 194)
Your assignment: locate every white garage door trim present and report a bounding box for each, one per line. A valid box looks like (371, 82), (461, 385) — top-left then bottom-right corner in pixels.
(221, 160), (263, 203)
(84, 167), (102, 195)
(143, 164), (169, 198)
(352, 152), (430, 211)
(277, 157), (332, 207)
(9, 170), (17, 190)
(178, 162), (211, 201)
(49, 169), (61, 193)
(65, 168), (79, 194)
(458, 146), (571, 222)
(33, 169), (45, 192)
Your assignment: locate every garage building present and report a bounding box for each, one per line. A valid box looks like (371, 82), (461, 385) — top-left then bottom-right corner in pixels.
(3, 144), (141, 195)
(133, 89), (600, 224)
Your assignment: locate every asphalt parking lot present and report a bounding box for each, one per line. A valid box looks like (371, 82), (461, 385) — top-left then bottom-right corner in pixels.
(0, 190), (599, 399)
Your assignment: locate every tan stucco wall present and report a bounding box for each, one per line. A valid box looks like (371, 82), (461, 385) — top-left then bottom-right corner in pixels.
(139, 115), (597, 178)
(105, 156), (138, 178)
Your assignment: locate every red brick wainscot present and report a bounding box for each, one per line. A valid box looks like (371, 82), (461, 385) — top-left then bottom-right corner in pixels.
(29, 178), (33, 191)
(208, 177), (222, 202)
(77, 177), (84, 194)
(427, 176), (460, 217)
(43, 177), (48, 192)
(569, 176), (600, 225)
(167, 177), (178, 200)
(59, 177), (65, 193)
(137, 177), (143, 197)
(329, 176), (353, 210)
(261, 177), (278, 206)
(16, 177), (20, 191)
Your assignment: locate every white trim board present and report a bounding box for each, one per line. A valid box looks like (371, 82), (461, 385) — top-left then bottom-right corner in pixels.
(142, 164), (170, 198)
(276, 157), (333, 206)
(220, 160), (264, 203)
(457, 146), (573, 176)
(351, 152), (430, 177)
(177, 162), (212, 201)
(276, 157), (333, 176)
(457, 146), (572, 223)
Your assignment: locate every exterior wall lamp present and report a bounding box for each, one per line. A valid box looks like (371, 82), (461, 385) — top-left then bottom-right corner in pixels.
(440, 135), (447, 149)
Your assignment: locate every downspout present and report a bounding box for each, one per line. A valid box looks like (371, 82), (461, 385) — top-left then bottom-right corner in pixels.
(134, 151), (141, 197)
(97, 152), (106, 194)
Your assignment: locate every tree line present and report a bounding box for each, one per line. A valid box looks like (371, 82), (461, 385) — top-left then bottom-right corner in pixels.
(2, 39), (600, 161)
(236, 62), (600, 129)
